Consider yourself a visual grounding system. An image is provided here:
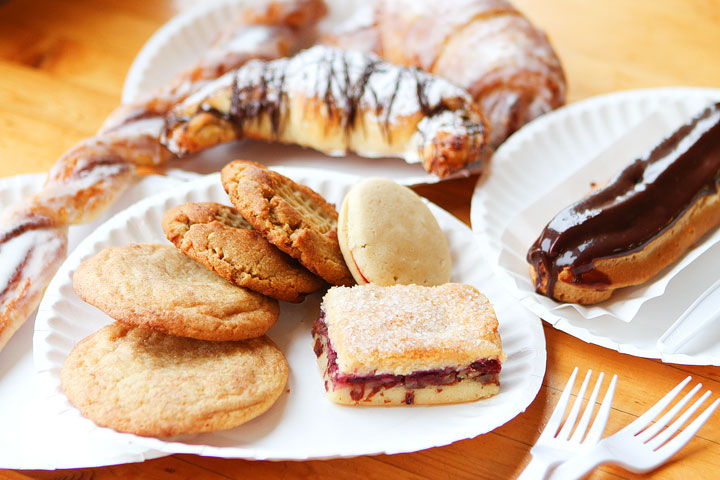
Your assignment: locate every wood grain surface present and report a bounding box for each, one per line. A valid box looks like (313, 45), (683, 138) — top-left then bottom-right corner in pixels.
(1, 0), (719, 479)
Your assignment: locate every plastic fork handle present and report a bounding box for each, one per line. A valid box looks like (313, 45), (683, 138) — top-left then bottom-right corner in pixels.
(657, 277), (720, 353)
(547, 444), (614, 480)
(517, 455), (563, 480)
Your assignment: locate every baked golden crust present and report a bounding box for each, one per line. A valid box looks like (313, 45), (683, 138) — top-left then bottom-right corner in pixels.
(162, 202), (324, 302)
(321, 284), (504, 376)
(73, 243), (279, 341)
(221, 160), (354, 286)
(61, 323), (288, 437)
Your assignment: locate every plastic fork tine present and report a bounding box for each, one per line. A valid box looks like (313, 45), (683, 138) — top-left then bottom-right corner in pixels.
(548, 377), (717, 479)
(636, 383), (702, 442)
(557, 370), (592, 440)
(657, 398), (720, 456)
(569, 372), (604, 443)
(583, 374), (617, 446)
(518, 368), (616, 480)
(624, 376), (692, 435)
(646, 390), (712, 450)
(543, 367), (579, 438)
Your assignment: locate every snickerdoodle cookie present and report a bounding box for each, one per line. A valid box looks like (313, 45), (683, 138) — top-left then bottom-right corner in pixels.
(221, 161), (354, 286)
(61, 322), (288, 437)
(73, 243), (278, 341)
(163, 202), (324, 302)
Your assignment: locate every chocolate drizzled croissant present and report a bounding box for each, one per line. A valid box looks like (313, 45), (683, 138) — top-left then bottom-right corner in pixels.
(163, 46), (489, 178)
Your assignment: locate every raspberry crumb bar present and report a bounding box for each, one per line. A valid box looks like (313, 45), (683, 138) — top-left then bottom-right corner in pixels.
(312, 283), (506, 405)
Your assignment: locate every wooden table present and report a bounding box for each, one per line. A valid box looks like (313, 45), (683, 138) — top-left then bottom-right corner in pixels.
(2, 0), (719, 478)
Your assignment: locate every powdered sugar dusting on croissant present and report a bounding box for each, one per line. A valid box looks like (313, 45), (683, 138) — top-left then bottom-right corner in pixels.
(434, 12), (565, 146)
(165, 46), (488, 177)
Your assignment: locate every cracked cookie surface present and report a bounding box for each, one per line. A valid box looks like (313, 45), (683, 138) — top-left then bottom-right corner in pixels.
(163, 202), (324, 303)
(73, 243), (279, 341)
(221, 160), (354, 286)
(61, 323), (288, 437)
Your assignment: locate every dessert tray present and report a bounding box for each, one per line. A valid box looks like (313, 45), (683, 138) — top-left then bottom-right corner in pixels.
(471, 87), (720, 365)
(25, 167), (545, 467)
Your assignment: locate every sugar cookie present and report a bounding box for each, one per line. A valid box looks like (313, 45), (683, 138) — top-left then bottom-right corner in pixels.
(73, 243), (279, 341)
(61, 323), (288, 437)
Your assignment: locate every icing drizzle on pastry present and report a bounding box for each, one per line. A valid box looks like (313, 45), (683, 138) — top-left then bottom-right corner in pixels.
(170, 45), (486, 160)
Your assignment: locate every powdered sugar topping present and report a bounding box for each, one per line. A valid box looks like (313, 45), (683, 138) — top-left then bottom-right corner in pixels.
(321, 283), (504, 375)
(232, 45), (473, 125)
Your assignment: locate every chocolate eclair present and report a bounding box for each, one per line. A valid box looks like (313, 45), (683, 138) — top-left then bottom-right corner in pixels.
(527, 102), (720, 304)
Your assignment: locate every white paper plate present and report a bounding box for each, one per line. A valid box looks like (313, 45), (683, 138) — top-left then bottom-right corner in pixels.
(34, 167), (545, 460)
(471, 87), (720, 365)
(121, 0), (479, 185)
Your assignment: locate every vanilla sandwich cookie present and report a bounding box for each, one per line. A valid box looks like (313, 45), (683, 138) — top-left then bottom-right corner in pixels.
(338, 177), (451, 286)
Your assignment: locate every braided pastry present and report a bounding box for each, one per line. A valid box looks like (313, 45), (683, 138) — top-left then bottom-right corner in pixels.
(0, 0), (326, 352)
(0, 209), (67, 351)
(163, 46), (489, 178)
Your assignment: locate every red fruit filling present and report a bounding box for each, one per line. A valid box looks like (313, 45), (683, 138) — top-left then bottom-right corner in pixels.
(312, 312), (501, 403)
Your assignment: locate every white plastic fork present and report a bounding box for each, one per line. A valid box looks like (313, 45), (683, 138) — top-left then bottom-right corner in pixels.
(517, 367), (618, 480)
(549, 376), (720, 479)
(657, 277), (720, 354)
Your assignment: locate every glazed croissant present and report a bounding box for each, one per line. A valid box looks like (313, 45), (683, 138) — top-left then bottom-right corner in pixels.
(321, 0), (566, 147)
(0, 0), (326, 352)
(163, 46), (489, 178)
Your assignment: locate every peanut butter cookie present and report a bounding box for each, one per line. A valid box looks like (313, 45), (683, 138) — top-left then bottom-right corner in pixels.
(221, 161), (354, 286)
(163, 202), (324, 302)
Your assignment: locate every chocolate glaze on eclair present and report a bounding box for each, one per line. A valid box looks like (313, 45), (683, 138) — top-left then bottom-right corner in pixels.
(527, 102), (720, 303)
